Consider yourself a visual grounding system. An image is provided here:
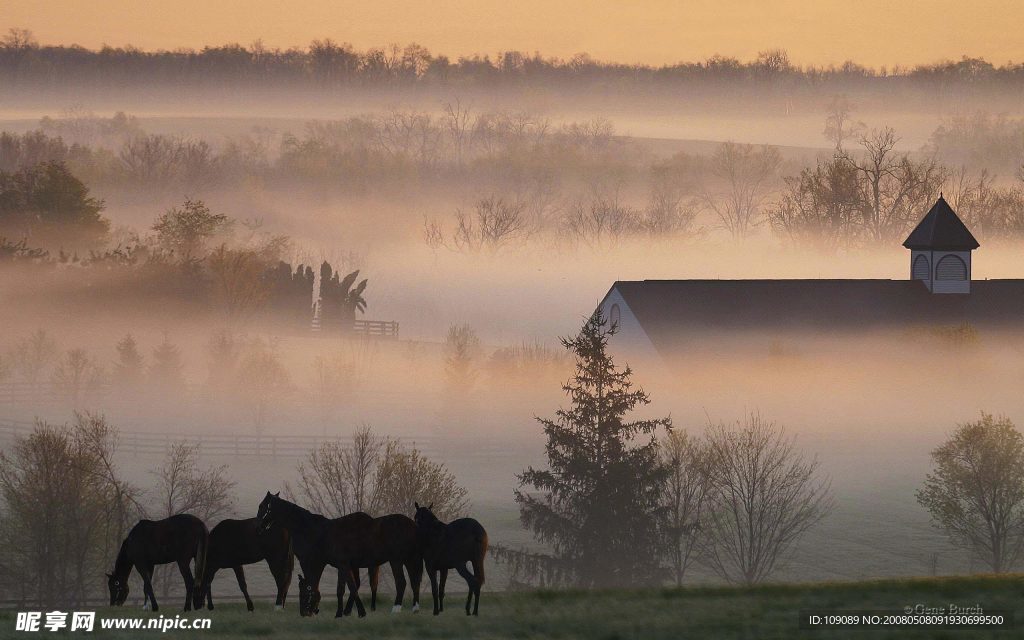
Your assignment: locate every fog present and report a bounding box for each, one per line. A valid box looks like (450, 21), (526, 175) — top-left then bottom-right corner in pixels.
(4, 39), (1024, 599)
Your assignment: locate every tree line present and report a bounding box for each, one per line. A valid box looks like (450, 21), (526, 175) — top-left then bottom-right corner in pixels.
(4, 28), (1024, 94)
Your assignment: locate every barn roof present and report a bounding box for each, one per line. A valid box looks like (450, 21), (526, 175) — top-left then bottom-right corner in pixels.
(903, 196), (980, 251)
(609, 279), (1024, 354)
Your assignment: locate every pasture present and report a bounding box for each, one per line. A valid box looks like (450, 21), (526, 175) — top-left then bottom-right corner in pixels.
(1, 575), (1020, 639)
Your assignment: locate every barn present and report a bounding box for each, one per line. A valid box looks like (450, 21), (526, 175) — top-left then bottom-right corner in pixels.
(598, 196), (1024, 362)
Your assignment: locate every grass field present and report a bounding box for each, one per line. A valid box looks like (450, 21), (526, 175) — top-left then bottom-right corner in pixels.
(1, 575), (1022, 639)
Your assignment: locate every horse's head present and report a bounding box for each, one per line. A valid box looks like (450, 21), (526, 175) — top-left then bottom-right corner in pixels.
(256, 491), (281, 533)
(297, 574), (320, 617)
(413, 501), (438, 528)
(107, 572), (128, 606)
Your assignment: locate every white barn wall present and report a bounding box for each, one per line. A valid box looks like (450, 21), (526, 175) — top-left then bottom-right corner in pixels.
(598, 286), (662, 366)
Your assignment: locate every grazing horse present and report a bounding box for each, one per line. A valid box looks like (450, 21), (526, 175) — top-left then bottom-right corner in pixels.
(193, 518), (294, 612)
(107, 514), (208, 612)
(256, 493), (423, 618)
(414, 502), (487, 616)
(255, 492), (367, 618)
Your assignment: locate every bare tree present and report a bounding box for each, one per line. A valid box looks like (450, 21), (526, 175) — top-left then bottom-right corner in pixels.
(451, 197), (528, 254)
(559, 197), (640, 248)
(659, 429), (711, 586)
(51, 348), (105, 406)
(703, 142), (781, 239)
(822, 95), (864, 151)
(289, 425), (384, 517)
(700, 413), (832, 585)
(846, 128), (946, 243)
(768, 153), (863, 251)
(150, 442), (236, 523)
(288, 426), (468, 519)
(7, 329), (57, 386)
(916, 413), (1024, 573)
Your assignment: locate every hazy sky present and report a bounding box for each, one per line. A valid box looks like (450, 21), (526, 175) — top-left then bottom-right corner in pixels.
(2, 0), (1023, 68)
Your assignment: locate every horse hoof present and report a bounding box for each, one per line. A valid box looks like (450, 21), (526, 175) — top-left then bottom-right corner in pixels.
(391, 605), (402, 614)
(274, 605), (283, 612)
(412, 603), (420, 613)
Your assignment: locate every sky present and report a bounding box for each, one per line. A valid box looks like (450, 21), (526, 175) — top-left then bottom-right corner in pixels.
(2, 0), (1023, 68)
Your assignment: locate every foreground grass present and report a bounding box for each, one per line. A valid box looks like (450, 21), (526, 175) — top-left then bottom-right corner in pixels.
(1, 575), (1022, 639)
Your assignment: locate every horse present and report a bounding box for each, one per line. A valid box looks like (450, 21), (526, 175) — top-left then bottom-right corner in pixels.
(255, 492), (367, 618)
(107, 513), (208, 612)
(413, 502), (487, 616)
(193, 518), (293, 612)
(256, 493), (422, 618)
(337, 514), (423, 616)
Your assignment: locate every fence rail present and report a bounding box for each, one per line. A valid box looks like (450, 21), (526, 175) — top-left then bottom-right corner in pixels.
(352, 319), (399, 338)
(0, 418), (439, 459)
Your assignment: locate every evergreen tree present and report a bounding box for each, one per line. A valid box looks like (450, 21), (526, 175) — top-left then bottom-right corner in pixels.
(148, 334), (186, 392)
(514, 309), (671, 587)
(113, 334), (144, 390)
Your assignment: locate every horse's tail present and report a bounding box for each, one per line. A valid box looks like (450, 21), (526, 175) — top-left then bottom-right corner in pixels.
(194, 523), (209, 589)
(475, 527), (488, 586)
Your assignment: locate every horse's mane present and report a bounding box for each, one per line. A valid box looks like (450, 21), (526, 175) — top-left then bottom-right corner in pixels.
(112, 537), (133, 577)
(273, 496), (328, 525)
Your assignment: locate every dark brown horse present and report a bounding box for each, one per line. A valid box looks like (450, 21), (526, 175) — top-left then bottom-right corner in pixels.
(414, 503), (487, 616)
(337, 514), (423, 616)
(193, 518), (293, 611)
(256, 493), (422, 618)
(255, 492), (367, 618)
(107, 514), (208, 612)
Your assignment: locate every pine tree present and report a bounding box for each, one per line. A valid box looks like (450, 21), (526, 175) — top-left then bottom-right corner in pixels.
(113, 334), (144, 389)
(514, 309), (671, 587)
(148, 334), (186, 392)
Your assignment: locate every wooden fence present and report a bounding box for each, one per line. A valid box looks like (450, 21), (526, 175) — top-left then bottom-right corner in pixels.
(0, 417), (438, 460)
(352, 319), (399, 338)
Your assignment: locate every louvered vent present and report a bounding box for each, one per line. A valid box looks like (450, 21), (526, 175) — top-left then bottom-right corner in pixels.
(935, 255), (967, 280)
(912, 255), (930, 280)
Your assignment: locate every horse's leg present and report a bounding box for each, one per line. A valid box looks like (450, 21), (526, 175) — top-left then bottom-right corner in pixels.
(455, 563), (479, 616)
(438, 569), (448, 613)
(177, 558), (195, 612)
(470, 556), (484, 616)
(426, 566), (439, 616)
(202, 566), (218, 611)
(389, 560), (405, 613)
(268, 552), (291, 610)
(370, 565), (380, 612)
(337, 569), (351, 618)
(342, 568), (359, 616)
(342, 564), (366, 618)
(233, 566), (254, 612)
(408, 558), (423, 613)
(139, 564), (158, 612)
